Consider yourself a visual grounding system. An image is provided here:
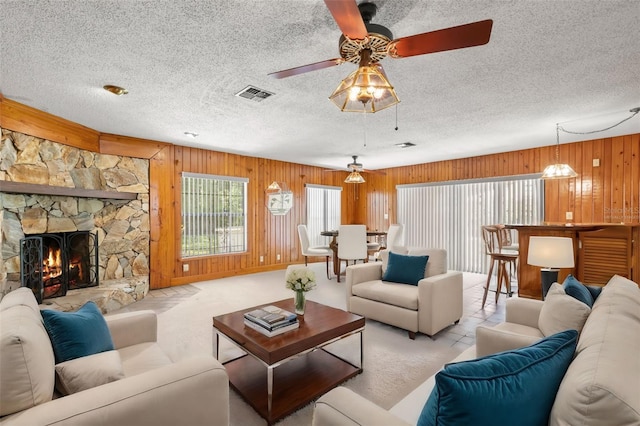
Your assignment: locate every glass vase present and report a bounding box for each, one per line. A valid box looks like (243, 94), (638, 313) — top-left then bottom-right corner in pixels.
(294, 290), (306, 315)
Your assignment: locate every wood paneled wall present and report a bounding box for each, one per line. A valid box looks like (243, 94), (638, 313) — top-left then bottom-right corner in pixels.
(2, 97), (638, 289)
(169, 146), (357, 285)
(364, 134), (640, 228)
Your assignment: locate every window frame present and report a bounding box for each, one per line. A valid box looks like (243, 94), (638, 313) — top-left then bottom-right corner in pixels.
(180, 172), (249, 258)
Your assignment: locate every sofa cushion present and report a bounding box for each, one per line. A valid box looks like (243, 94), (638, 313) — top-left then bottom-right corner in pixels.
(562, 274), (594, 307)
(42, 301), (115, 363)
(118, 342), (174, 377)
(418, 330), (578, 426)
(538, 283), (591, 336)
(0, 304), (56, 416)
(551, 275), (640, 426)
(382, 251), (429, 285)
(54, 350), (125, 395)
(0, 287), (41, 315)
(407, 248), (447, 277)
(352, 281), (419, 310)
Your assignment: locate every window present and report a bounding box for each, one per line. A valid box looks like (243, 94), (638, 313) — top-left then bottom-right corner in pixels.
(397, 175), (544, 273)
(305, 184), (342, 247)
(181, 172), (248, 257)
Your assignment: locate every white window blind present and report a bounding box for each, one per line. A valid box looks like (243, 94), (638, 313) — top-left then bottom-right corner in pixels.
(305, 184), (342, 247)
(181, 172), (248, 257)
(397, 175), (544, 273)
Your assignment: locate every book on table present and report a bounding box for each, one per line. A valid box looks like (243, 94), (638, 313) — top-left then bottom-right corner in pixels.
(244, 305), (298, 331)
(244, 318), (299, 337)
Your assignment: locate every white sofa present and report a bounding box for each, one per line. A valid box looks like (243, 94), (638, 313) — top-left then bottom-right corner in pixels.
(346, 248), (463, 338)
(313, 274), (640, 425)
(0, 288), (229, 426)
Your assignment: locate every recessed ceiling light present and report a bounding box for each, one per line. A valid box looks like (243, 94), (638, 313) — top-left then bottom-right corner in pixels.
(103, 85), (128, 95)
(184, 132), (199, 138)
(395, 142), (415, 148)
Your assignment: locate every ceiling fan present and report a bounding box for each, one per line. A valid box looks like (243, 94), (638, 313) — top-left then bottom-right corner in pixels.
(326, 155), (385, 183)
(269, 0), (493, 110)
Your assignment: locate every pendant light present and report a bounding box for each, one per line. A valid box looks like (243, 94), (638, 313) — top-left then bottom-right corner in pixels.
(541, 124), (578, 179)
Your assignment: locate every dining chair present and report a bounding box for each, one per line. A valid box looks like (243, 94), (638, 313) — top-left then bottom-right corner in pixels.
(373, 223), (404, 261)
(385, 224), (404, 251)
(297, 224), (333, 279)
(481, 225), (518, 307)
(337, 225), (368, 282)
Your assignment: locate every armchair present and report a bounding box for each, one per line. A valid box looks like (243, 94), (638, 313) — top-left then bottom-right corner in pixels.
(345, 248), (463, 338)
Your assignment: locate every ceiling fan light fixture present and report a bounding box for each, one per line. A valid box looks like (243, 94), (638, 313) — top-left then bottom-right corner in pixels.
(344, 170), (366, 184)
(329, 62), (399, 113)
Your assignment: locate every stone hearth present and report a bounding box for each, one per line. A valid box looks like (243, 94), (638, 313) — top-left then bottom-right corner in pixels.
(1, 129), (151, 312)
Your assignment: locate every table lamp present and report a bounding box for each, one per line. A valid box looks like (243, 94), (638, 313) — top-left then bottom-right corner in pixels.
(527, 236), (575, 299)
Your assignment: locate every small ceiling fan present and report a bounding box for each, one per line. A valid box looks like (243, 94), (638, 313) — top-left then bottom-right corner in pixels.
(268, 0), (493, 80)
(325, 156), (385, 183)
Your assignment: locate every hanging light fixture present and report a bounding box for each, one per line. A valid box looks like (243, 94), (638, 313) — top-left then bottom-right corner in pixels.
(329, 49), (399, 113)
(344, 170), (366, 184)
(541, 124), (578, 179)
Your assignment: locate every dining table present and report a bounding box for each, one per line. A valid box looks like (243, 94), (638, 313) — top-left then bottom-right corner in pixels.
(320, 230), (387, 277)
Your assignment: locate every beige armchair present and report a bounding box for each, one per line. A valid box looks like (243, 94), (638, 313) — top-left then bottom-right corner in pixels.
(0, 288), (229, 426)
(345, 248), (463, 339)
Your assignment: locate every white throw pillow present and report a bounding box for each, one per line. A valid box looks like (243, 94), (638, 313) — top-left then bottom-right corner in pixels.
(538, 283), (591, 337)
(55, 350), (125, 395)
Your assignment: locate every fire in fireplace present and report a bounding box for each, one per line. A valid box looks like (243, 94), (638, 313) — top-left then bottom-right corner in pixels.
(20, 231), (99, 303)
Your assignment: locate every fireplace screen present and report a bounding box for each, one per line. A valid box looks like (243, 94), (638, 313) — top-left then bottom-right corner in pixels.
(20, 231), (99, 303)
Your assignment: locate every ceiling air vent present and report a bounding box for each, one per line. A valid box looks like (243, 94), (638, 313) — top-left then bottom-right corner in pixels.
(235, 85), (275, 102)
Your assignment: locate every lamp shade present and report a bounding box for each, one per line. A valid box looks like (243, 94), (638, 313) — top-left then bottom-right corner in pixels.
(527, 236), (575, 269)
(329, 63), (399, 113)
(541, 163), (578, 179)
(344, 171), (365, 184)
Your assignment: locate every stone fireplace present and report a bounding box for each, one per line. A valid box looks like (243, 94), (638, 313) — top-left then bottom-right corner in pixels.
(1, 129), (151, 312)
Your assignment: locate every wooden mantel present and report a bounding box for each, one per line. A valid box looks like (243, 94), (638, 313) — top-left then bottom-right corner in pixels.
(0, 180), (138, 200)
(507, 223), (639, 299)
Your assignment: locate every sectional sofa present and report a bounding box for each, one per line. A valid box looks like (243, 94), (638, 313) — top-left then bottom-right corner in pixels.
(313, 274), (640, 425)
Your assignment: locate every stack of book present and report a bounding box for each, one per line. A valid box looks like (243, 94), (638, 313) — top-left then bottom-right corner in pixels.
(244, 305), (299, 337)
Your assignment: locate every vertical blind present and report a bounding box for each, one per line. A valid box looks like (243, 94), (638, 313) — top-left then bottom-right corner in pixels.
(397, 175), (544, 273)
(305, 184), (342, 247)
(181, 172), (248, 257)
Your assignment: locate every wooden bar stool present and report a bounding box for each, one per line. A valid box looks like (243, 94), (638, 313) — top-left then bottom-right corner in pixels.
(481, 226), (518, 307)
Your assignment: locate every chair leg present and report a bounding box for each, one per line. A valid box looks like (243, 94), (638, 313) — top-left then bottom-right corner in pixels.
(482, 256), (496, 307)
(325, 256), (331, 280)
(304, 256), (308, 266)
(495, 260), (505, 303)
(408, 331), (416, 340)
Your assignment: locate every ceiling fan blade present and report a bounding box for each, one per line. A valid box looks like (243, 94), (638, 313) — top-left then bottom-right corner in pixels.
(390, 19), (493, 58)
(362, 169), (386, 175)
(324, 0), (368, 40)
(268, 58), (343, 79)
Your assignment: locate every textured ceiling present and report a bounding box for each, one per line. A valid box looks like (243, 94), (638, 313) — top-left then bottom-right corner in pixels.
(1, 0), (639, 171)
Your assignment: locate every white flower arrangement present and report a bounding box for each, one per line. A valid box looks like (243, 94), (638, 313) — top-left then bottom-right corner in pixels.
(285, 267), (317, 292)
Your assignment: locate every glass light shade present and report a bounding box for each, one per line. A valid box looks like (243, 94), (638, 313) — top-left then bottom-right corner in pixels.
(344, 171), (366, 184)
(541, 163), (578, 179)
(266, 181), (281, 191)
(329, 63), (399, 113)
(527, 236), (575, 268)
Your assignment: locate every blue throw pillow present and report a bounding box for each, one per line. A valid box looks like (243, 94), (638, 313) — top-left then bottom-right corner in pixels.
(42, 301), (115, 364)
(585, 284), (603, 301)
(562, 275), (594, 307)
(418, 330), (578, 426)
(382, 251), (429, 285)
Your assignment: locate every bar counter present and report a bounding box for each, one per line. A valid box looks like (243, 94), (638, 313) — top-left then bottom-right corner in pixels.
(505, 223), (640, 300)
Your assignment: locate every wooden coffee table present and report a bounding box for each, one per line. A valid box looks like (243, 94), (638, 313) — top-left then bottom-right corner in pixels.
(212, 299), (365, 425)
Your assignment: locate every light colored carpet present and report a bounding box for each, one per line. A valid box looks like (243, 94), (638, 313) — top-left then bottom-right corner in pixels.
(155, 263), (463, 425)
